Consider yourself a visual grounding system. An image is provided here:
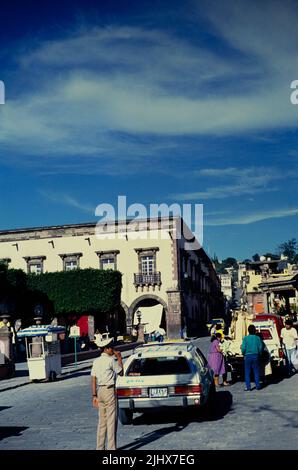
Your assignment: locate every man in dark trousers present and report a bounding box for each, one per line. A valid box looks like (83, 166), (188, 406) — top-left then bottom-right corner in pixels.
(241, 324), (263, 391)
(91, 338), (123, 450)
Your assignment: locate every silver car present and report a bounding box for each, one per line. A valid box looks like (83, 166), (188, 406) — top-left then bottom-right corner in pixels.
(116, 341), (215, 424)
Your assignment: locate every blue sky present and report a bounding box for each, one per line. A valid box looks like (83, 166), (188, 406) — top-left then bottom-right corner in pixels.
(0, 0), (298, 260)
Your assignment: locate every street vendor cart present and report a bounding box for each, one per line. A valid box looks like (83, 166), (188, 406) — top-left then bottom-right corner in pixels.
(17, 325), (65, 382)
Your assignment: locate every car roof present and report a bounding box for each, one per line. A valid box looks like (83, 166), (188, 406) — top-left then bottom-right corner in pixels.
(133, 341), (196, 357)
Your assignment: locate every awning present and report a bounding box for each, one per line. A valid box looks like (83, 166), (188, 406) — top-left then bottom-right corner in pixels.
(133, 305), (164, 334)
(17, 325), (66, 338)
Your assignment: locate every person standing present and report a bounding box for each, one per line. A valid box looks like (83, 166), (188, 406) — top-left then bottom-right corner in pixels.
(241, 324), (263, 391)
(208, 333), (229, 387)
(155, 326), (166, 343)
(280, 319), (298, 376)
(91, 338), (123, 450)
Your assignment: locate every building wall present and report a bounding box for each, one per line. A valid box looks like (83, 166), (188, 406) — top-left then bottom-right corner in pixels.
(0, 217), (223, 337)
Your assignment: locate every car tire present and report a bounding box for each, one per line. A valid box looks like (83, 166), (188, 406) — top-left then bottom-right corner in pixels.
(118, 408), (133, 425)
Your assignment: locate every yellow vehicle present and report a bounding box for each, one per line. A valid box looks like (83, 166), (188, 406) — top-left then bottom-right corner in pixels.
(206, 318), (226, 334)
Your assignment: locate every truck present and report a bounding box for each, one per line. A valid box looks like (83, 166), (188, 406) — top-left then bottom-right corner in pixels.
(224, 314), (285, 381)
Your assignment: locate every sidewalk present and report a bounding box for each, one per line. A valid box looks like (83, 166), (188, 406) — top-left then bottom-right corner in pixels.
(0, 343), (137, 393)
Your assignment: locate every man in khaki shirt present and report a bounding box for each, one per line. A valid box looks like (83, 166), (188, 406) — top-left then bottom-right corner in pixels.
(91, 338), (123, 450)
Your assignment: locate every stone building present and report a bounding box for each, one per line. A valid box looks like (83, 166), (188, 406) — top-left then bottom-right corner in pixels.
(0, 216), (224, 338)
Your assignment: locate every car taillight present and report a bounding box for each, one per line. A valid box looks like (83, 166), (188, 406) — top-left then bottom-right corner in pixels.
(279, 348), (284, 358)
(117, 388), (143, 397)
(174, 384), (202, 395)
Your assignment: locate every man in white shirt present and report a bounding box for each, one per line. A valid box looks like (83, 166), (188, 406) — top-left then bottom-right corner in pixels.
(280, 319), (298, 376)
(91, 338), (123, 450)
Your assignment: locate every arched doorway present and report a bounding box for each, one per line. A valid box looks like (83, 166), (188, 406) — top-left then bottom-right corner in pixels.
(128, 295), (168, 335)
(116, 301), (128, 334)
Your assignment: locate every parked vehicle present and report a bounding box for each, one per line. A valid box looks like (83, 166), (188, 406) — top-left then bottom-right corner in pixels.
(116, 341), (215, 424)
(206, 318), (226, 334)
(225, 315), (285, 380)
(252, 318), (284, 371)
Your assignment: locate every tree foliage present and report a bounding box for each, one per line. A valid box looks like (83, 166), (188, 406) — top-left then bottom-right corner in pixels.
(0, 266), (122, 322)
(278, 238), (297, 263)
(27, 269), (122, 316)
(213, 256), (238, 274)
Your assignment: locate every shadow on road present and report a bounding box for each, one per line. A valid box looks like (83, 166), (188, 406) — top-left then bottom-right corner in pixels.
(0, 426), (29, 441)
(130, 390), (233, 426)
(118, 422), (188, 450)
(59, 370), (91, 381)
(118, 391), (233, 450)
(0, 406), (12, 412)
(14, 369), (29, 378)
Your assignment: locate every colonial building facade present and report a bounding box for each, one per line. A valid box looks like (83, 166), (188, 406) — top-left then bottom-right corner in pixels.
(238, 257), (298, 315)
(0, 217), (224, 338)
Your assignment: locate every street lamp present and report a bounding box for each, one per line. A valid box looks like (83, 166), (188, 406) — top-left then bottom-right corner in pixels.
(34, 304), (44, 325)
(136, 309), (142, 325)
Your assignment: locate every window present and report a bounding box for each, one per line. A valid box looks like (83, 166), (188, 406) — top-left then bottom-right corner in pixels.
(134, 247), (161, 289)
(96, 250), (119, 270)
(59, 253), (82, 271)
(257, 329), (273, 340)
(65, 260), (78, 271)
(127, 356), (191, 376)
(29, 263), (43, 274)
(24, 256), (46, 274)
(141, 255), (154, 275)
(101, 257), (115, 270)
(195, 348), (207, 367)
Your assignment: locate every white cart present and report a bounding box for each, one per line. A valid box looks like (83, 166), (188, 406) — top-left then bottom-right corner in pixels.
(17, 325), (65, 382)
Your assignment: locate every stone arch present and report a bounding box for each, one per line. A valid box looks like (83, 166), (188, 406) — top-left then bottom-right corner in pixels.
(116, 301), (129, 334)
(128, 294), (168, 332)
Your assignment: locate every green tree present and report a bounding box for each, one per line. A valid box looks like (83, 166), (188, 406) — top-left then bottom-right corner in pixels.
(278, 239), (297, 262)
(252, 253), (260, 262)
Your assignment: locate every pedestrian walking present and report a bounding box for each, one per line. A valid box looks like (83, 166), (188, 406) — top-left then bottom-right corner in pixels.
(208, 333), (229, 387)
(241, 324), (263, 391)
(91, 337), (123, 450)
(280, 319), (298, 376)
(155, 326), (166, 343)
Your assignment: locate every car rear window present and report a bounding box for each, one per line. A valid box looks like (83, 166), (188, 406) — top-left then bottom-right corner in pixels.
(127, 356), (191, 376)
(257, 329), (273, 340)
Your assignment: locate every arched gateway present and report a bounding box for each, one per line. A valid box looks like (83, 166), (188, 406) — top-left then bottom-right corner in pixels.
(127, 294), (168, 335)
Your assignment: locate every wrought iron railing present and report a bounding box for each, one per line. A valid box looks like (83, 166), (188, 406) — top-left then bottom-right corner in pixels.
(134, 272), (161, 286)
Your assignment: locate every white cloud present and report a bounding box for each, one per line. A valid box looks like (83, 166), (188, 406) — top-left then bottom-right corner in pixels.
(39, 190), (95, 214)
(170, 166), (288, 200)
(0, 3), (298, 174)
(205, 207), (298, 226)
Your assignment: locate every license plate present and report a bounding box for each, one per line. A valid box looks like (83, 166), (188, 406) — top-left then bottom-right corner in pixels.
(149, 387), (168, 398)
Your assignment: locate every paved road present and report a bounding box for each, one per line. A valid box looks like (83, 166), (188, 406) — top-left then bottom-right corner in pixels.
(0, 337), (297, 450)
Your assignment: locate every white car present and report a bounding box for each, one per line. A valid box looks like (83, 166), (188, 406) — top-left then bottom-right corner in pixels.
(116, 341), (215, 424)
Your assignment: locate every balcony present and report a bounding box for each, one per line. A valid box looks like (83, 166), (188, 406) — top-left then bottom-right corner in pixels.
(134, 272), (162, 291)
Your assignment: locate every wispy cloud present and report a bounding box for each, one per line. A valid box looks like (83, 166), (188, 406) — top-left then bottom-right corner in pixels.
(170, 166), (288, 200)
(39, 190), (95, 214)
(0, 1), (298, 175)
(205, 207), (298, 226)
